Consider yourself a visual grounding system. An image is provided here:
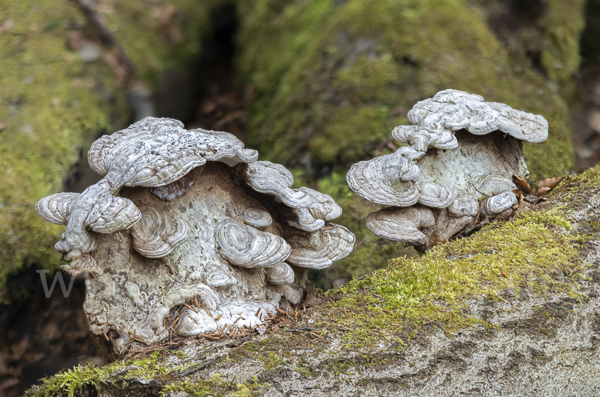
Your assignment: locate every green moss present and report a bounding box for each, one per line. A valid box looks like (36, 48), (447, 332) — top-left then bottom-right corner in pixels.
(236, 0), (336, 98)
(34, 350), (270, 397)
(0, 0), (227, 303)
(539, 0), (587, 90)
(33, 347), (272, 397)
(35, 351), (183, 397)
(558, 164), (600, 194)
(321, 206), (588, 347)
(33, 167), (599, 394)
(238, 0), (578, 178)
(161, 375), (268, 397)
(237, 0), (583, 283)
(311, 106), (391, 164)
(160, 378), (218, 396)
(0, 1), (117, 303)
(101, 0), (227, 85)
(261, 351), (282, 371)
(293, 171), (415, 288)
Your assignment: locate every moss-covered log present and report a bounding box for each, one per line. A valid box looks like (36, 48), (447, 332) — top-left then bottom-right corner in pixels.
(27, 166), (600, 396)
(235, 0), (587, 284)
(0, 0), (227, 303)
(1, 0), (589, 296)
(238, 0), (584, 178)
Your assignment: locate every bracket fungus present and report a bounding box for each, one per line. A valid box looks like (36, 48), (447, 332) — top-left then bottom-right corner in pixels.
(347, 89), (548, 248)
(35, 117), (354, 354)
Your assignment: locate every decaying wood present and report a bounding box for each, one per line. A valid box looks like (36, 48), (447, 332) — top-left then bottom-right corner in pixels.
(46, 184), (600, 397)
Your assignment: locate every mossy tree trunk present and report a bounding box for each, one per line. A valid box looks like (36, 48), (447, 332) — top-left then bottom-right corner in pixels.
(0, 0), (591, 298)
(1, 4), (231, 393)
(2, 1), (600, 395)
(235, 0), (588, 286)
(238, 0), (584, 176)
(0, 0), (228, 303)
(5, 1), (599, 395)
(27, 167), (600, 396)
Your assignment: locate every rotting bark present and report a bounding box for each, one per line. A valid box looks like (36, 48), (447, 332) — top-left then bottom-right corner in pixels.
(27, 166), (600, 396)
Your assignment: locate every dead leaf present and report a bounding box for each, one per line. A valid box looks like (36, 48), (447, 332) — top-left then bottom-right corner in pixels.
(303, 292), (321, 308)
(536, 187), (551, 196)
(214, 110), (245, 130)
(201, 100), (217, 114)
(512, 175), (531, 194)
(535, 176), (564, 196)
(512, 189), (524, 205)
(430, 233), (446, 247)
(496, 209), (512, 220)
(0, 121), (5, 131)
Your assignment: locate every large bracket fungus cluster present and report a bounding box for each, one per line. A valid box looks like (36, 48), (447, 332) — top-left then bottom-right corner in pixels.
(347, 89), (548, 248)
(36, 117), (354, 353)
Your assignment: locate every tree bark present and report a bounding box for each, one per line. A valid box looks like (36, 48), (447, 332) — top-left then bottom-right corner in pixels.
(27, 167), (600, 396)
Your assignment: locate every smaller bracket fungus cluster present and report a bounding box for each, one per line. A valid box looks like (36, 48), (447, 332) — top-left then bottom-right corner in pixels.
(36, 117), (354, 353)
(347, 89), (548, 248)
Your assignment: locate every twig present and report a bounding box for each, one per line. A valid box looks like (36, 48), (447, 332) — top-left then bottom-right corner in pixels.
(71, 0), (134, 83)
(180, 361), (210, 377)
(284, 327), (318, 333)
